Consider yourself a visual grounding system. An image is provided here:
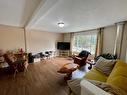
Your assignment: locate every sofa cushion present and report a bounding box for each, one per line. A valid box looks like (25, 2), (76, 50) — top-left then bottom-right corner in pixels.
(84, 67), (108, 82)
(88, 80), (123, 95)
(67, 78), (82, 95)
(107, 60), (127, 94)
(95, 57), (116, 76)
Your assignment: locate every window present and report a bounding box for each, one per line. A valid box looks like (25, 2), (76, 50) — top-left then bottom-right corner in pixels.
(72, 33), (97, 55)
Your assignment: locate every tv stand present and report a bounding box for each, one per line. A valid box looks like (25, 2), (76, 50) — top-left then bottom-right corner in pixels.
(58, 50), (70, 57)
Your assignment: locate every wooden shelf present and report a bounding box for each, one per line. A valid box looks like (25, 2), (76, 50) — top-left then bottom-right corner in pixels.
(58, 50), (70, 57)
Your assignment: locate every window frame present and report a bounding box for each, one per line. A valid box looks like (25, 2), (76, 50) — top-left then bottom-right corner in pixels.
(72, 31), (98, 55)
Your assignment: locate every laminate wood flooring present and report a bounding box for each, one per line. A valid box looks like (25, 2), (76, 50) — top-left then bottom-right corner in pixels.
(0, 58), (71, 95)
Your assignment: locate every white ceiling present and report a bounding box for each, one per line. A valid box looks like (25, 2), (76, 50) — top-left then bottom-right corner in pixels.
(0, 0), (127, 32)
(0, 0), (42, 27)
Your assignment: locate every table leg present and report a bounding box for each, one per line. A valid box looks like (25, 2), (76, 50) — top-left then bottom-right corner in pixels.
(64, 72), (72, 80)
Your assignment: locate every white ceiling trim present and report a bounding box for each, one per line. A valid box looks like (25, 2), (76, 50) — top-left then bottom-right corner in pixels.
(26, 0), (59, 29)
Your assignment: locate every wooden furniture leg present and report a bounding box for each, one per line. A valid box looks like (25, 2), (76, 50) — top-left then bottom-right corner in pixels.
(64, 72), (72, 80)
(13, 68), (18, 79)
(24, 61), (29, 76)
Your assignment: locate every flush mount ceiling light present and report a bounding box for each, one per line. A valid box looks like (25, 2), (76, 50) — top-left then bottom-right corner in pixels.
(58, 22), (64, 28)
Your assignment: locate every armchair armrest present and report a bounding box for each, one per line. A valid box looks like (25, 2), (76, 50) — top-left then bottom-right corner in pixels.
(86, 60), (96, 70)
(73, 57), (82, 64)
(80, 80), (111, 95)
(74, 56), (82, 60)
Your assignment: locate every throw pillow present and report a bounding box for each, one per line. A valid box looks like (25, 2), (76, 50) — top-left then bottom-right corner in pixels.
(84, 67), (108, 82)
(95, 57), (116, 76)
(107, 60), (127, 94)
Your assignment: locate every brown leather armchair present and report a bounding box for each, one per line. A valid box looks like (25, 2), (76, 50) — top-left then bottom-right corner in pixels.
(73, 50), (91, 67)
(73, 56), (87, 67)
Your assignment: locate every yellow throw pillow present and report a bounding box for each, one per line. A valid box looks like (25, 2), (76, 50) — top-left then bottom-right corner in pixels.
(84, 67), (108, 82)
(107, 60), (127, 93)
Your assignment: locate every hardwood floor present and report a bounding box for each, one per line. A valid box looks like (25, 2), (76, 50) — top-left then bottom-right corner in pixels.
(0, 58), (72, 95)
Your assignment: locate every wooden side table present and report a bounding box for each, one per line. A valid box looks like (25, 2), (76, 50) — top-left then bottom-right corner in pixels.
(57, 63), (79, 80)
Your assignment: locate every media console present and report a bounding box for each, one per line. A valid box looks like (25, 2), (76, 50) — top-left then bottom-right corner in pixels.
(58, 50), (70, 57)
(57, 42), (71, 57)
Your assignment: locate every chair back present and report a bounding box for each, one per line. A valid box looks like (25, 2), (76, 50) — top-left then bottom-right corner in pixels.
(78, 50), (91, 58)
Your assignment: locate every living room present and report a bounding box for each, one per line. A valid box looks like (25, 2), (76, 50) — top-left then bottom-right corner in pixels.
(0, 0), (127, 95)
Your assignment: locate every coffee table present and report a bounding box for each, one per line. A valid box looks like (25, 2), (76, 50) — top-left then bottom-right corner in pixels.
(57, 63), (79, 80)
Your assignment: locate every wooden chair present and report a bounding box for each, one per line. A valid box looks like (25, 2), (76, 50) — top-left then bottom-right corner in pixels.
(3, 52), (28, 79)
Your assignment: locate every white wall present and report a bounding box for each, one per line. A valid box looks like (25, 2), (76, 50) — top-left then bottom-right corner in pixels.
(0, 23), (126, 60)
(26, 30), (64, 54)
(102, 23), (127, 62)
(0, 25), (25, 51)
(102, 25), (117, 54)
(0, 25), (64, 53)
(64, 33), (71, 42)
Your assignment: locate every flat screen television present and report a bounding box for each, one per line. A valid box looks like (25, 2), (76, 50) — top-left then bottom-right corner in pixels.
(57, 42), (70, 50)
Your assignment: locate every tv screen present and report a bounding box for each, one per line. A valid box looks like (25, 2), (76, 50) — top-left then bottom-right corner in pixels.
(57, 42), (70, 50)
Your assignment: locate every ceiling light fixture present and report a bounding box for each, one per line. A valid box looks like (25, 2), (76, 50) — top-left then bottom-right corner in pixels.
(58, 22), (64, 28)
